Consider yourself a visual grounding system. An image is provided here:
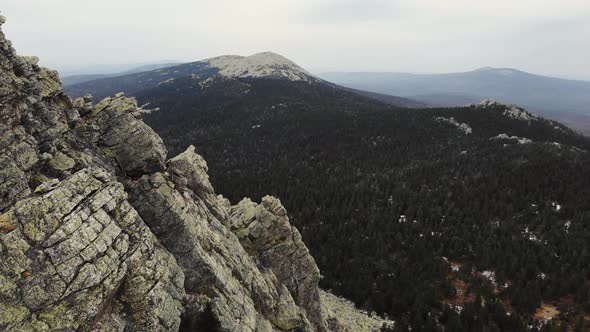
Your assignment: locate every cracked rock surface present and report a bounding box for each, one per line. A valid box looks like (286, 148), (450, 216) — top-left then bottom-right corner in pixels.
(127, 147), (315, 332)
(1, 168), (184, 331)
(0, 15), (337, 331)
(230, 196), (326, 331)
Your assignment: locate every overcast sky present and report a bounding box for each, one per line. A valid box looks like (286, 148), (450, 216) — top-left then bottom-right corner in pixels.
(2, 0), (590, 79)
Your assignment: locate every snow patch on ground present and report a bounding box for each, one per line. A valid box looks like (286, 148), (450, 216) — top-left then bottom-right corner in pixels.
(522, 227), (548, 244)
(564, 221), (571, 233)
(481, 270), (496, 286)
(205, 52), (319, 82)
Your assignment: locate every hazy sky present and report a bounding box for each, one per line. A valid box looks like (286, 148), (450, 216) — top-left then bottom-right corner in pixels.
(2, 0), (590, 79)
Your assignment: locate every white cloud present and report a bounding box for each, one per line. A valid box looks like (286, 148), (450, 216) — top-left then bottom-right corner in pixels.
(298, 0), (398, 23)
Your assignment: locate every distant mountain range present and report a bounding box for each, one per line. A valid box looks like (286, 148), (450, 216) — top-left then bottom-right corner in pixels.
(65, 52), (316, 100)
(320, 68), (590, 134)
(60, 62), (180, 86)
(66, 64), (590, 134)
(64, 52), (422, 107)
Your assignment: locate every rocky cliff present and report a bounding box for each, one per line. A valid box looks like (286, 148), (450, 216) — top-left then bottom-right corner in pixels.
(0, 16), (353, 331)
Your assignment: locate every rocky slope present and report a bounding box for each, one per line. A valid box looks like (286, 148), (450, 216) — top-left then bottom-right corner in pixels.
(205, 52), (320, 82)
(0, 16), (370, 332)
(64, 52), (321, 101)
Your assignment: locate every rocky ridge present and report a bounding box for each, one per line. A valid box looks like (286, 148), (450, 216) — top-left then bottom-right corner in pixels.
(0, 16), (365, 332)
(434, 116), (473, 134)
(475, 99), (539, 121)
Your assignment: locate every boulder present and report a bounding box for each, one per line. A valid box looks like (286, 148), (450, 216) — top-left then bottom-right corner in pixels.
(84, 94), (167, 177)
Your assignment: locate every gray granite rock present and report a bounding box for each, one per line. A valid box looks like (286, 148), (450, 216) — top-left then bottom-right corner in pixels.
(127, 171), (313, 332)
(83, 94), (167, 177)
(230, 196), (327, 331)
(0, 168), (184, 331)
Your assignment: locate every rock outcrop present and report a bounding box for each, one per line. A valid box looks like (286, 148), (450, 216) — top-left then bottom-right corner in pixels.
(0, 15), (333, 332)
(434, 116), (472, 135)
(320, 291), (394, 332)
(0, 168), (185, 331)
(77, 93), (167, 177)
(490, 133), (533, 145)
(475, 99), (539, 121)
(230, 196), (325, 331)
(126, 166), (315, 332)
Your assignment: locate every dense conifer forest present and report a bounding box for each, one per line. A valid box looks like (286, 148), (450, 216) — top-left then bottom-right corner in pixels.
(83, 76), (590, 331)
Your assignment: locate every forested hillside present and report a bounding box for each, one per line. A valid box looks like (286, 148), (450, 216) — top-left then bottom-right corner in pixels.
(130, 76), (590, 331)
(67, 65), (590, 331)
(320, 69), (590, 135)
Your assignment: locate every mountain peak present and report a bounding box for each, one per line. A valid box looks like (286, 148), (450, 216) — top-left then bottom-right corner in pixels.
(205, 51), (319, 82)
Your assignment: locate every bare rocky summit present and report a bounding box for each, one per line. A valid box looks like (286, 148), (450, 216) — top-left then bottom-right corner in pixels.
(0, 16), (379, 331)
(205, 52), (320, 82)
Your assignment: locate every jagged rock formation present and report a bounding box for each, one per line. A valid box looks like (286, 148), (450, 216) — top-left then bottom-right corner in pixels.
(229, 196), (324, 330)
(126, 153), (319, 331)
(0, 16), (336, 331)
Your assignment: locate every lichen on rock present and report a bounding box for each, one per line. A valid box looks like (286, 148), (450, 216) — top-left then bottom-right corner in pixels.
(81, 93), (167, 177)
(126, 167), (314, 331)
(230, 196), (327, 331)
(0, 168), (185, 331)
